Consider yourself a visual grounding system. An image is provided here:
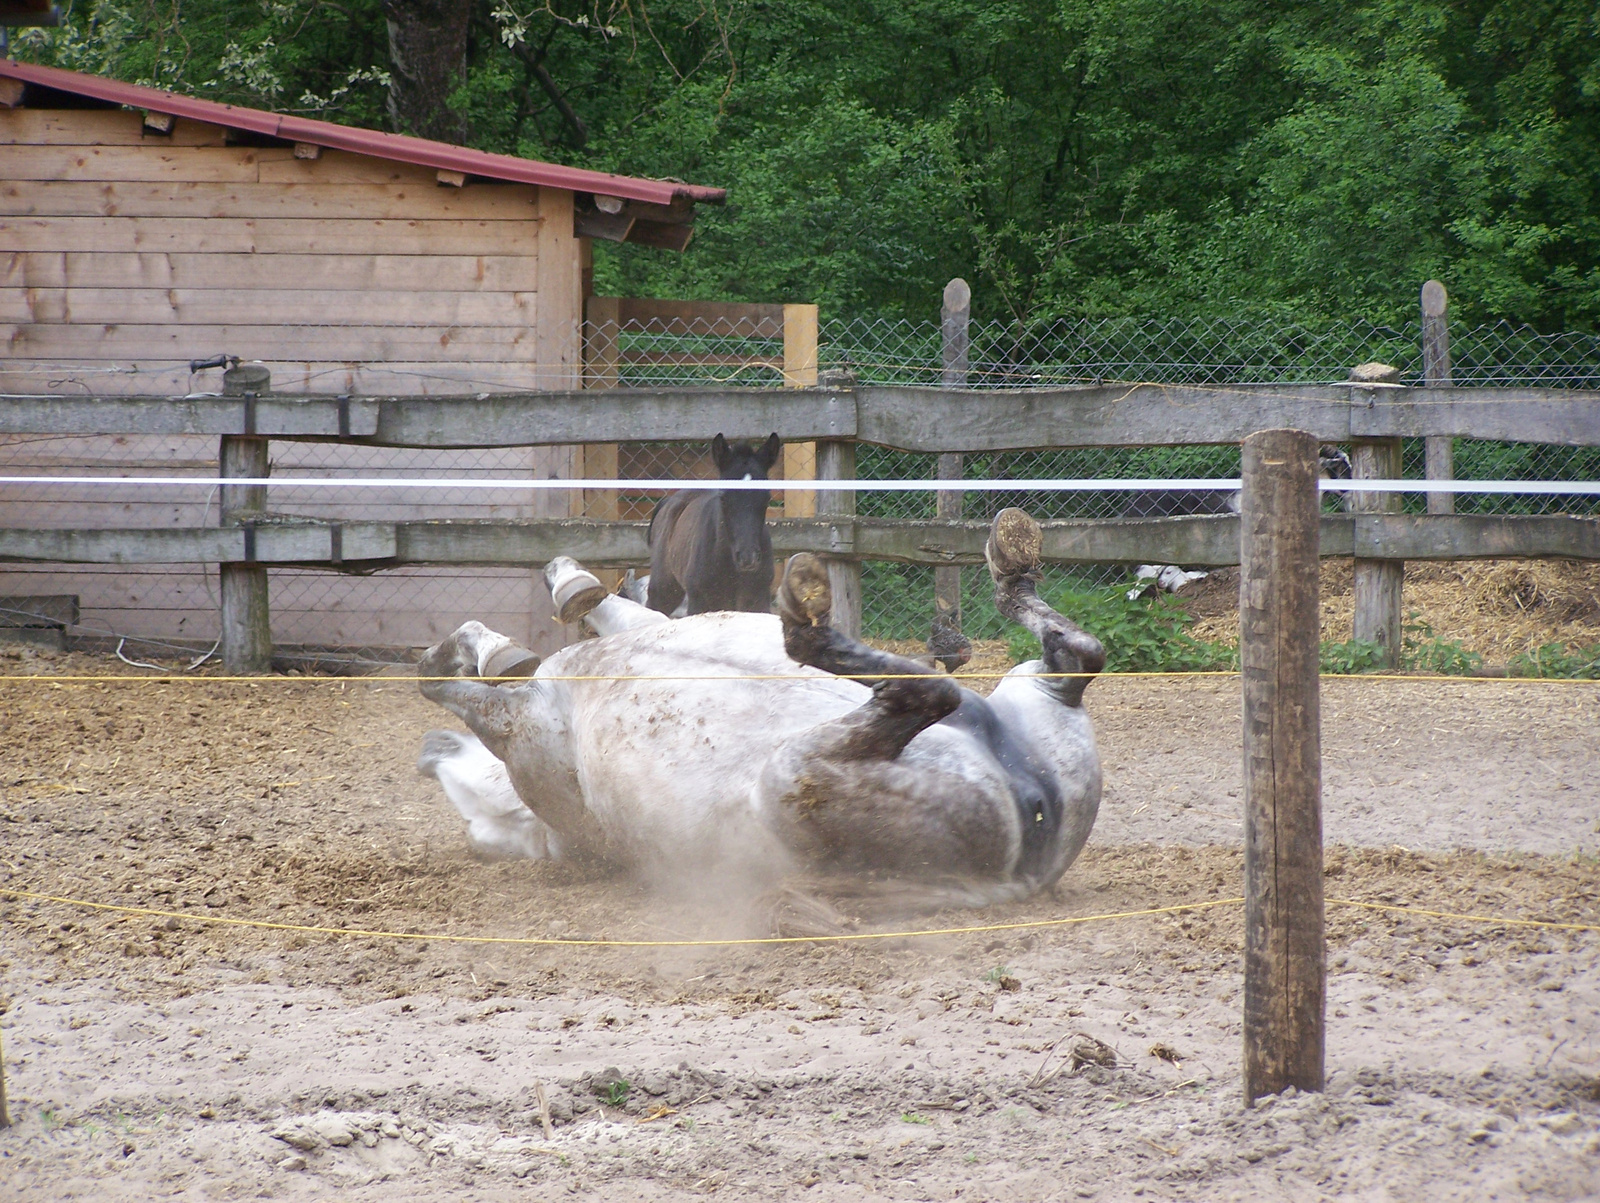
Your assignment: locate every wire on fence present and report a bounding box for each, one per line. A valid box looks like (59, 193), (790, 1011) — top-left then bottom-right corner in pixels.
(4, 312), (1597, 665)
(2, 887), (1594, 948)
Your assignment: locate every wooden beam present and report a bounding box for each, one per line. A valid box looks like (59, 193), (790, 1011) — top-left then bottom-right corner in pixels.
(2, 384), (1599, 448)
(817, 440), (861, 638)
(858, 384), (1600, 450)
(1421, 280), (1454, 514)
(0, 78), (26, 108)
(0, 215), (543, 255)
(0, 108), (231, 146)
(1350, 365), (1405, 666)
(935, 278), (971, 634)
(1239, 428), (1325, 1104)
(1, 514), (1592, 569)
(141, 111), (176, 136)
(0, 525), (396, 565)
(0, 251), (542, 291)
(0, 395), (380, 437)
(370, 389), (856, 447)
(0, 287), (537, 326)
(292, 142), (322, 160)
(783, 303), (820, 519)
(436, 168), (466, 187)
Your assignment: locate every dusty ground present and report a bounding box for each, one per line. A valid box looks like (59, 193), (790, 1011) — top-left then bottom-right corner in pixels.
(1, 643), (1598, 1201)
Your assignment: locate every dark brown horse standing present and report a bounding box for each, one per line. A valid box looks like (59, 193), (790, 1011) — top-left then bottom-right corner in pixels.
(646, 433), (782, 616)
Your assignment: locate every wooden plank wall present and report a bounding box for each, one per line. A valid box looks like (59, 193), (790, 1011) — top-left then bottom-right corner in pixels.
(0, 107), (584, 654)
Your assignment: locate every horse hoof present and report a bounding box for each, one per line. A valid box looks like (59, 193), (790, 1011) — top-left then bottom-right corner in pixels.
(985, 508), (1042, 579)
(777, 553), (832, 627)
(480, 644), (541, 680)
(544, 556), (608, 624)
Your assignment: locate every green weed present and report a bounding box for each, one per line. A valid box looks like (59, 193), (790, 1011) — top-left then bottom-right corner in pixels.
(1508, 642), (1600, 679)
(1007, 582), (1236, 673)
(1320, 638), (1389, 675)
(602, 1079), (631, 1108)
(901, 1112), (931, 1125)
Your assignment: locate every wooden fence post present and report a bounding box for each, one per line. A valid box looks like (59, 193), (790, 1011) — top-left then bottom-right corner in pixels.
(1240, 427), (1325, 1104)
(783, 303), (820, 519)
(219, 364), (272, 675)
(1348, 362), (1405, 665)
(582, 294), (622, 524)
(1422, 281), (1454, 515)
(935, 279), (970, 633)
(816, 373), (860, 638)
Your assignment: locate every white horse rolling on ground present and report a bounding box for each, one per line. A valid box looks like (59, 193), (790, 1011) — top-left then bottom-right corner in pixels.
(416, 508), (1106, 913)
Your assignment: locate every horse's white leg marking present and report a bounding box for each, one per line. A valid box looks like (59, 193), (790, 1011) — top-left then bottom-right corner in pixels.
(418, 729), (562, 861)
(584, 593), (671, 637)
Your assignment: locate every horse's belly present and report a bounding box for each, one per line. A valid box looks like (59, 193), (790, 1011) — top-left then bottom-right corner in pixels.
(542, 617), (866, 868)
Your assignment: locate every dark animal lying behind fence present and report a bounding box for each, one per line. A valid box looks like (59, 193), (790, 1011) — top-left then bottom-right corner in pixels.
(1117, 446), (1352, 520)
(646, 432), (782, 616)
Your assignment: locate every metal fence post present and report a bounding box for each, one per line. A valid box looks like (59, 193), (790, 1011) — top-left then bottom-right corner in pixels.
(219, 364), (272, 674)
(936, 279), (970, 634)
(1422, 281), (1454, 515)
(1349, 362), (1405, 665)
(1240, 427), (1325, 1104)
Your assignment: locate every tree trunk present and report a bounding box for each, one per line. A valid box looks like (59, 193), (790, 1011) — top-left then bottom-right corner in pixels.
(382, 0), (472, 143)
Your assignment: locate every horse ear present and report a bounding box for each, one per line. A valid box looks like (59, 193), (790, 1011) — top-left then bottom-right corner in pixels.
(760, 432), (782, 469)
(711, 433), (730, 472)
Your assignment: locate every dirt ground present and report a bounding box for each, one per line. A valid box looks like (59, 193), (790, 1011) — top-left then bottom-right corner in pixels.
(1, 643), (1598, 1201)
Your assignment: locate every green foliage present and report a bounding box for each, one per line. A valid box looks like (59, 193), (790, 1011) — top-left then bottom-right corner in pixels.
(1507, 642), (1600, 680)
(601, 1078), (631, 1107)
(1321, 616), (1482, 675)
(1005, 583), (1236, 674)
(1319, 638), (1390, 675)
(19, 1), (1600, 328)
(1401, 617), (1483, 676)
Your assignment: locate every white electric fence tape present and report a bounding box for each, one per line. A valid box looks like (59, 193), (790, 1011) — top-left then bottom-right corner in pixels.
(0, 475), (1597, 495)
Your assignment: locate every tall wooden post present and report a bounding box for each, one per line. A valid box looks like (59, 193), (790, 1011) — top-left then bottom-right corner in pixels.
(816, 379), (860, 638)
(1240, 428), (1325, 1104)
(581, 294), (621, 523)
(783, 303), (820, 519)
(935, 279), (970, 632)
(1421, 280), (1454, 515)
(219, 364), (271, 675)
(1349, 362), (1405, 665)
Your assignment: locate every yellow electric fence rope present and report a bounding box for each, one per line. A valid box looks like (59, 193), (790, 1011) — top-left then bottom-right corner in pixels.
(2, 888), (1596, 945)
(0, 673), (1595, 685)
(0, 888), (1241, 947)
(1327, 898), (1600, 933)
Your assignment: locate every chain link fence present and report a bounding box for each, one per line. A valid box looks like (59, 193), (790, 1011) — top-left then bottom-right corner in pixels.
(2, 313), (1595, 663)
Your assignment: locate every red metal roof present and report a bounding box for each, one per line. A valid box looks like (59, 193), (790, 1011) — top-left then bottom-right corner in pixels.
(0, 59), (725, 207)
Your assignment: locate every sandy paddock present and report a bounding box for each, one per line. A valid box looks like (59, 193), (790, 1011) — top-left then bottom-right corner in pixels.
(0, 645), (1597, 1201)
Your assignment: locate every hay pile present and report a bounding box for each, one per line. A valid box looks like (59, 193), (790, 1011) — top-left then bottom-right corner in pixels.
(1185, 558), (1600, 665)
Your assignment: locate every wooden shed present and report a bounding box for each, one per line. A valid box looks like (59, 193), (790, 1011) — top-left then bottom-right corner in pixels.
(0, 60), (729, 661)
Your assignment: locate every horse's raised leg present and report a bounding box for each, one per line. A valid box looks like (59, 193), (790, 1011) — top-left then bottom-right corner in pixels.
(986, 508), (1105, 706)
(418, 619), (604, 855)
(758, 555), (1017, 877)
(544, 556), (670, 637)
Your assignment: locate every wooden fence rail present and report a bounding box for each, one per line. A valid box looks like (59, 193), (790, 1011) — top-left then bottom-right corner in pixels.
(2, 377), (1597, 668)
(3, 382), (1599, 448)
(2, 513), (1596, 571)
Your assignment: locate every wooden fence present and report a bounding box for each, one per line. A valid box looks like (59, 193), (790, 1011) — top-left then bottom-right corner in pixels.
(1, 371), (1597, 669)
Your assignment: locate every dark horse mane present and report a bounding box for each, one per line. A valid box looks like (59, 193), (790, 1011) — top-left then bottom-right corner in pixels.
(645, 432), (782, 617)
